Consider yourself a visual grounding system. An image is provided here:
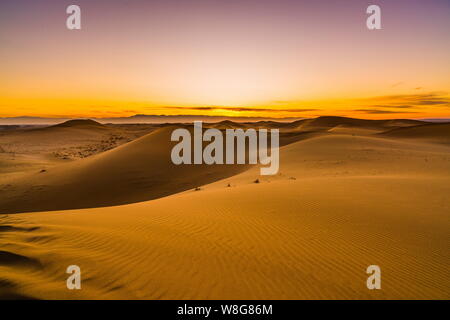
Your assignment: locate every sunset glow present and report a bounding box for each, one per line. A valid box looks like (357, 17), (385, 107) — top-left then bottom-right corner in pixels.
(1, 0), (449, 119)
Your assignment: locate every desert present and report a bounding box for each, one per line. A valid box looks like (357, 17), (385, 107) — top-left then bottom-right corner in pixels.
(0, 116), (449, 299)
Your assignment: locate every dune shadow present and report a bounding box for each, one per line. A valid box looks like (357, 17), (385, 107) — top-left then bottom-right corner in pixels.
(0, 250), (42, 269)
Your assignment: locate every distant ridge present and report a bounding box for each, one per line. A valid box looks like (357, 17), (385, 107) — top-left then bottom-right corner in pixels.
(420, 118), (450, 123)
(380, 122), (450, 141)
(301, 116), (424, 128)
(52, 119), (105, 128)
(0, 115), (435, 131)
(0, 114), (304, 125)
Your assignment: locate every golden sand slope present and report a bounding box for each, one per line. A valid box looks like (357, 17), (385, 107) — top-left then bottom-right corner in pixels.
(1, 133), (449, 299)
(0, 126), (251, 214)
(0, 124), (311, 214)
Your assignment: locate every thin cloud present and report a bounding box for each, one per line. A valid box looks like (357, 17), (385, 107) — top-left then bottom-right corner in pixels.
(163, 106), (318, 113)
(353, 109), (419, 114)
(415, 100), (449, 105)
(356, 93), (450, 113)
(390, 82), (404, 88)
(370, 105), (415, 109)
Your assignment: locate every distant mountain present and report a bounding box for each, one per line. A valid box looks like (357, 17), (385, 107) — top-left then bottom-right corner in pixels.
(1, 114), (448, 126)
(0, 114), (304, 125)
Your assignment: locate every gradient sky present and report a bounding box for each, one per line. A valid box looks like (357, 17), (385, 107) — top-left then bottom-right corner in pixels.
(1, 0), (449, 119)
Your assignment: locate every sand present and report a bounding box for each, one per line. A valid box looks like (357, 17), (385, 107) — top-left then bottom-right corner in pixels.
(0, 117), (449, 299)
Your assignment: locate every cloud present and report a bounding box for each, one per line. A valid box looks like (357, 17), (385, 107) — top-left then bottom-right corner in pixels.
(415, 100), (449, 105)
(164, 106), (318, 113)
(390, 82), (404, 88)
(353, 109), (419, 114)
(355, 93), (450, 113)
(370, 105), (414, 109)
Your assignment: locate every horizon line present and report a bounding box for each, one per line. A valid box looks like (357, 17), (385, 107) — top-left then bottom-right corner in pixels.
(1, 114), (450, 125)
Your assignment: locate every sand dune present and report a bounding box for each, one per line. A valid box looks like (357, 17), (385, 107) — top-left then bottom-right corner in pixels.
(0, 119), (111, 147)
(0, 126), (253, 214)
(50, 119), (107, 129)
(0, 127), (449, 299)
(0, 119), (160, 160)
(0, 123), (316, 214)
(281, 116), (425, 134)
(380, 123), (450, 143)
(0, 120), (124, 159)
(0, 120), (161, 184)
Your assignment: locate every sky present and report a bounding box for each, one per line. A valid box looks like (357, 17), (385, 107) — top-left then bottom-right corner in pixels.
(0, 0), (449, 119)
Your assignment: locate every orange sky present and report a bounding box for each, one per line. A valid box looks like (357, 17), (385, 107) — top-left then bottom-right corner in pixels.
(0, 0), (449, 119)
